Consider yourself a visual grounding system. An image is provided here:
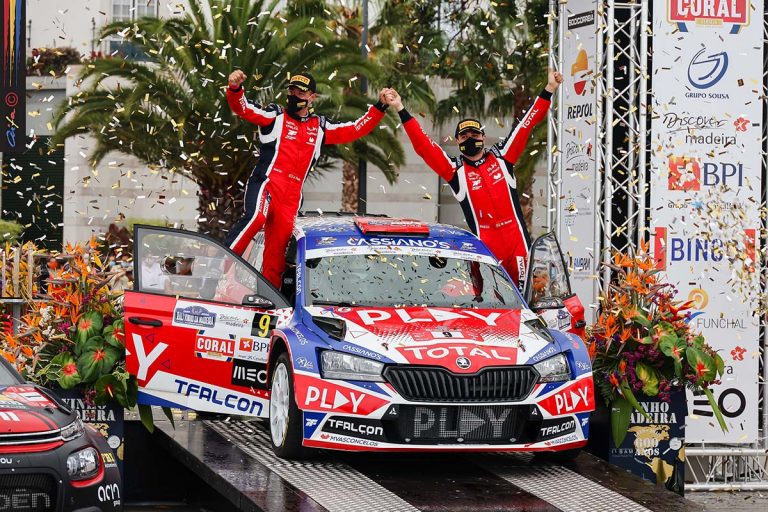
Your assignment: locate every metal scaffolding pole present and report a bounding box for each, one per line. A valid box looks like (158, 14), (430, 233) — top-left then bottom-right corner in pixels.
(552, 0), (767, 490)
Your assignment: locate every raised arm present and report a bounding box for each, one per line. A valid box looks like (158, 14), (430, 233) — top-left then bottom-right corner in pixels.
(226, 69), (278, 127)
(498, 70), (563, 164)
(323, 102), (388, 145)
(388, 90), (456, 182)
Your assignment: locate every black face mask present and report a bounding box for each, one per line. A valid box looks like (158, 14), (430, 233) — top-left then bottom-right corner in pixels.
(459, 137), (484, 157)
(286, 94), (309, 115)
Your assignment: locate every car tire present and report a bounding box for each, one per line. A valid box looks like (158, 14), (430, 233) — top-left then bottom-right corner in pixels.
(538, 448), (582, 463)
(269, 352), (310, 459)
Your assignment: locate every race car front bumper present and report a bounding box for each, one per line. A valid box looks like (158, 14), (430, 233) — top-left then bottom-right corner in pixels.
(297, 375), (594, 452)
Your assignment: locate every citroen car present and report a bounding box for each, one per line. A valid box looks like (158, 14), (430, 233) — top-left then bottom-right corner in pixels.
(0, 358), (122, 512)
(125, 214), (594, 459)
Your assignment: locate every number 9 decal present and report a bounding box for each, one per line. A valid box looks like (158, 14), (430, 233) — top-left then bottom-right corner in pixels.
(257, 314), (271, 338)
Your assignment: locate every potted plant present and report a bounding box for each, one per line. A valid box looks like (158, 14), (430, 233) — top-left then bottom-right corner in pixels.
(586, 241), (726, 494)
(1, 239), (137, 472)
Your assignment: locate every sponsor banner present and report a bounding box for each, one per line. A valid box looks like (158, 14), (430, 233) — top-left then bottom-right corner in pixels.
(56, 388), (125, 477)
(558, 0), (599, 322)
(305, 243), (497, 264)
(1, 0), (25, 153)
(321, 415), (387, 442)
(536, 376), (595, 417)
(172, 300), (255, 337)
(294, 374), (389, 416)
(651, 0), (762, 443)
(609, 392), (686, 488)
(231, 359), (268, 390)
(537, 417), (577, 442)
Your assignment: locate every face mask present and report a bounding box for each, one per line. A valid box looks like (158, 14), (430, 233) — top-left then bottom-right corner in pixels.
(459, 137), (484, 157)
(286, 94), (309, 114)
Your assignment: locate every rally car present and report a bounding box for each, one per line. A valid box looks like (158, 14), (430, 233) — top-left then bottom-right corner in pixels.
(0, 358), (122, 512)
(125, 214), (594, 459)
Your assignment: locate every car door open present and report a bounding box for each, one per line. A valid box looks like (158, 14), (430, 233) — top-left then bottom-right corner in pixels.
(125, 225), (290, 417)
(523, 232), (586, 337)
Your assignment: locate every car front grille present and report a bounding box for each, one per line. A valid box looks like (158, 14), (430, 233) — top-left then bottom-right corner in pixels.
(389, 404), (529, 444)
(384, 366), (538, 402)
(0, 473), (57, 512)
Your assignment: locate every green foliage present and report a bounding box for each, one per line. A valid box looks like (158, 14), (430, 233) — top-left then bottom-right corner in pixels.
(51, 0), (405, 236)
(0, 220), (24, 243)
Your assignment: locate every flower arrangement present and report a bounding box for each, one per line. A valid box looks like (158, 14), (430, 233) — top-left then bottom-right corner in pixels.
(0, 239), (137, 409)
(587, 241), (727, 445)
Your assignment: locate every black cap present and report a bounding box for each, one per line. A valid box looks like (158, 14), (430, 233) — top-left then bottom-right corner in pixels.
(455, 118), (485, 138)
(286, 72), (317, 93)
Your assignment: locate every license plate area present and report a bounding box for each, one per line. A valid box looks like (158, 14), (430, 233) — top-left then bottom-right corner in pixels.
(395, 405), (528, 445)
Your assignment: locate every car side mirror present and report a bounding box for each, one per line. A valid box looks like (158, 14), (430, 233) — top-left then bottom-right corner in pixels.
(242, 295), (275, 309)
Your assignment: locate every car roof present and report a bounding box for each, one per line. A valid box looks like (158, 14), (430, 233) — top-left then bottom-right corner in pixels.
(294, 213), (477, 242)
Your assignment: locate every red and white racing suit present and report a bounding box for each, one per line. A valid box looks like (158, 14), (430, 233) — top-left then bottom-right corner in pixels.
(226, 85), (387, 287)
(399, 89), (552, 288)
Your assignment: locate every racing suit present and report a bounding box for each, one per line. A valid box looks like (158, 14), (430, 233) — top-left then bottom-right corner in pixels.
(226, 85), (388, 287)
(398, 89), (553, 289)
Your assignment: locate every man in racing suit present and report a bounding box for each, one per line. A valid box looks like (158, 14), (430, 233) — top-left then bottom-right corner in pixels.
(226, 70), (392, 287)
(386, 70), (562, 289)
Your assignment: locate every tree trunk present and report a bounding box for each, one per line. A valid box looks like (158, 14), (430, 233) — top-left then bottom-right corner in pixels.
(341, 161), (358, 213)
(197, 180), (243, 242)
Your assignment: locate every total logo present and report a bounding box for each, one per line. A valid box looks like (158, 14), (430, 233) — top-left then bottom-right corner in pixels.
(668, 0), (749, 33)
(296, 376), (387, 415)
(667, 156), (743, 191)
(538, 379), (595, 416)
(397, 343), (518, 372)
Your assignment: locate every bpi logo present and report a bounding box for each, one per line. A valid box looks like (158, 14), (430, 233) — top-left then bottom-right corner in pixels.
(668, 0), (749, 33)
(687, 49), (729, 89)
(667, 156), (743, 191)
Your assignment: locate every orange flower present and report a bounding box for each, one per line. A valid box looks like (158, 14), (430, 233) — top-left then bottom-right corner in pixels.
(619, 360), (627, 373)
(609, 374), (620, 388)
(21, 346), (34, 357)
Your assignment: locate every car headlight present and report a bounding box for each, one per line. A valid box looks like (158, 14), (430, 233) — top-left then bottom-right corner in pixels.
(320, 351), (384, 382)
(533, 354), (570, 382)
(66, 446), (100, 481)
(60, 418), (84, 441)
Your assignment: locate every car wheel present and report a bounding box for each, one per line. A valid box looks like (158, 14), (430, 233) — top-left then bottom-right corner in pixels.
(269, 352), (309, 459)
(538, 448), (582, 463)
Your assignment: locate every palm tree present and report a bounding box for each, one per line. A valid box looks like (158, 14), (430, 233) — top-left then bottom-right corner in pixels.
(433, 0), (550, 229)
(289, 0), (439, 212)
(52, 0), (398, 239)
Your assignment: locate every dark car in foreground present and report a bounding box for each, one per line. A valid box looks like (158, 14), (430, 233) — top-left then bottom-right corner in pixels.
(0, 358), (122, 512)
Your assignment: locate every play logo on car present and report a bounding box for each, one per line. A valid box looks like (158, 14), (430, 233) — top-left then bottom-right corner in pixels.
(538, 378), (595, 417)
(294, 375), (388, 416)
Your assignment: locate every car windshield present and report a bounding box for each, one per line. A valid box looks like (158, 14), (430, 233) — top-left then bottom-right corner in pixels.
(305, 253), (523, 309)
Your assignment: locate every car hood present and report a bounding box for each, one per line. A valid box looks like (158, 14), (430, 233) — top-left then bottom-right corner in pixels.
(0, 384), (75, 434)
(304, 306), (561, 373)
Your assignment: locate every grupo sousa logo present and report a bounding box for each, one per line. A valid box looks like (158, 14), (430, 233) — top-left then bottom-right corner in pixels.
(687, 48), (729, 90)
(667, 156), (744, 191)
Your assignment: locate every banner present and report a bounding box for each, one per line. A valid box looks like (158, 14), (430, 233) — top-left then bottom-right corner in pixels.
(650, 0), (762, 443)
(1, 0), (25, 153)
(558, 0), (599, 322)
